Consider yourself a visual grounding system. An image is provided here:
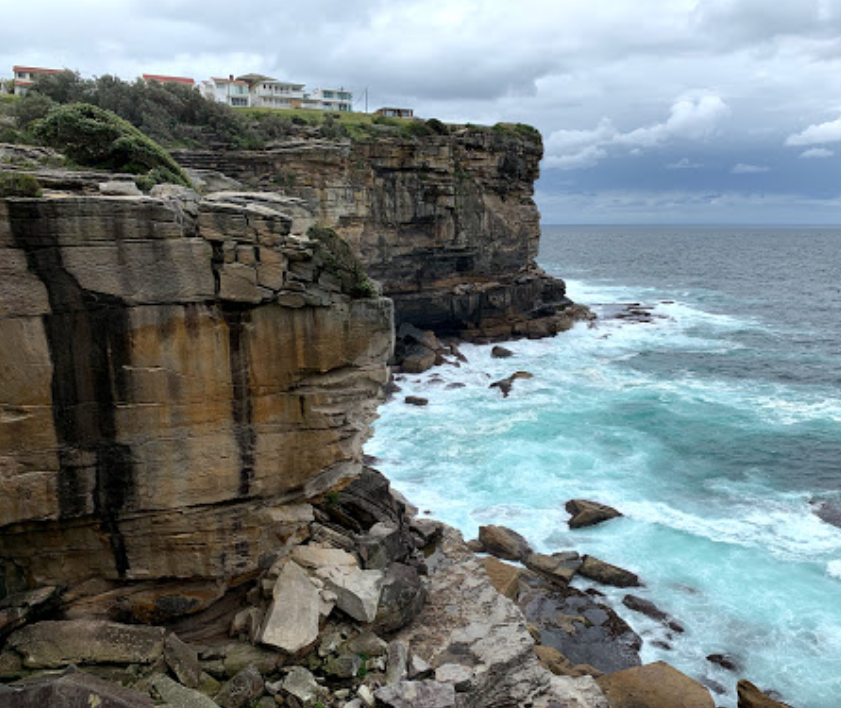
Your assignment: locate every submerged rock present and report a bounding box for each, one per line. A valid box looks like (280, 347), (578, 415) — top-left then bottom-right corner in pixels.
(579, 556), (641, 588)
(565, 499), (623, 529)
(491, 345), (514, 358)
(489, 371), (534, 398)
(622, 595), (684, 633)
(706, 653), (742, 673)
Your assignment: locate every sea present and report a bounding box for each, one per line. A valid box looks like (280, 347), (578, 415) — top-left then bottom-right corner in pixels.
(367, 224), (841, 708)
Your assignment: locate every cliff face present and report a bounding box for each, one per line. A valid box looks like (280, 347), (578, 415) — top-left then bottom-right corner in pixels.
(0, 184), (392, 591)
(173, 129), (579, 340)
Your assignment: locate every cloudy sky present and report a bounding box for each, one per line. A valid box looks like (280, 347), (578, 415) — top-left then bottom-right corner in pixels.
(3, 0), (841, 223)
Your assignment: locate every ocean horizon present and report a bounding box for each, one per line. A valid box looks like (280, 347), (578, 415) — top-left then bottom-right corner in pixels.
(369, 223), (841, 708)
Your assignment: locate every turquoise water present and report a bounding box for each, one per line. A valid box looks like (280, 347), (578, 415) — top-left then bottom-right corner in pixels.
(368, 225), (841, 708)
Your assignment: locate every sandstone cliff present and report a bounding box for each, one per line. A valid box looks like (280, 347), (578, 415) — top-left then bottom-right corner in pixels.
(0, 178), (393, 595)
(173, 127), (583, 341)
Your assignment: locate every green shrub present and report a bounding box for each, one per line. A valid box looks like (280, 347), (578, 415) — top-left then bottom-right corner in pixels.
(492, 122), (542, 144)
(33, 103), (192, 188)
(0, 171), (42, 197)
(307, 225), (379, 299)
(401, 120), (435, 139)
(425, 117), (449, 135)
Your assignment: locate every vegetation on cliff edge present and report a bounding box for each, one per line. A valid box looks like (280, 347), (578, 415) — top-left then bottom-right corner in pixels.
(33, 103), (192, 190)
(307, 225), (379, 299)
(0, 70), (541, 151)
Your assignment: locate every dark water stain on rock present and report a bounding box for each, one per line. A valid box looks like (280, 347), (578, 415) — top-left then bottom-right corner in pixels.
(9, 200), (134, 577)
(221, 306), (256, 498)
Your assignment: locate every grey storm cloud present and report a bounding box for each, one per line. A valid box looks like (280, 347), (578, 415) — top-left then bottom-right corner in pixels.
(3, 0), (841, 222)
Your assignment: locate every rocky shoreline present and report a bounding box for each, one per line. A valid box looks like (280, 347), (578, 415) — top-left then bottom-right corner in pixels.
(0, 467), (794, 708)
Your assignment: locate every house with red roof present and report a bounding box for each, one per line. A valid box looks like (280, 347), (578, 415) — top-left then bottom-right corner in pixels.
(12, 66), (62, 95)
(141, 74), (195, 87)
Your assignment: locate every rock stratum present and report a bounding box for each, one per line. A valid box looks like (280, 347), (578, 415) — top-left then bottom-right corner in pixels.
(173, 127), (586, 341)
(0, 179), (393, 594)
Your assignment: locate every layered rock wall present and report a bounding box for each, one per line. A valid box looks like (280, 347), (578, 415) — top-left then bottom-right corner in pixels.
(0, 186), (392, 589)
(173, 129), (579, 340)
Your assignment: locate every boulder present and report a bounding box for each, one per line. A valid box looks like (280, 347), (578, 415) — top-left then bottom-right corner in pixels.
(324, 653), (363, 678)
(401, 344), (437, 374)
(346, 630), (389, 657)
(315, 563), (383, 623)
(405, 395), (429, 406)
(215, 665), (265, 708)
(622, 595), (684, 633)
(597, 661), (714, 708)
(491, 345), (514, 358)
(478, 524), (532, 561)
(150, 673), (221, 708)
(374, 562), (426, 633)
(525, 552), (582, 585)
(737, 679), (794, 708)
(8, 620), (165, 668)
(259, 561), (326, 653)
(281, 666), (327, 706)
(386, 641), (409, 684)
(217, 643), (280, 679)
(328, 468), (405, 531)
(374, 679), (457, 708)
(480, 556), (522, 600)
(164, 632), (202, 689)
(579, 556), (641, 588)
(358, 522), (416, 569)
(0, 586), (61, 641)
(565, 499), (622, 529)
(3, 668), (155, 708)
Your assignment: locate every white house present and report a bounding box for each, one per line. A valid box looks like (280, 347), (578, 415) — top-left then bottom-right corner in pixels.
(249, 78), (306, 109)
(12, 66), (62, 95)
(201, 77), (251, 107)
(306, 87), (353, 112)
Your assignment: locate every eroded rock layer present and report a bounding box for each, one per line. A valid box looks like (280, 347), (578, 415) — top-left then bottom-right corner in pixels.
(173, 129), (584, 340)
(0, 186), (393, 589)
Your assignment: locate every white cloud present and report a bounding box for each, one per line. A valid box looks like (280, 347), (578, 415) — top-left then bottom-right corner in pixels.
(616, 95), (730, 147)
(799, 147), (834, 158)
(731, 163), (770, 173)
(544, 94), (729, 169)
(786, 117), (841, 146)
(666, 158), (704, 169)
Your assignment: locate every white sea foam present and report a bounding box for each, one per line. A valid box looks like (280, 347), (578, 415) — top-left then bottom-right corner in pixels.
(370, 267), (841, 708)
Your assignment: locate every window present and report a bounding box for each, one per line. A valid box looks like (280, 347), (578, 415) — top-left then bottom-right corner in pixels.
(231, 97), (248, 107)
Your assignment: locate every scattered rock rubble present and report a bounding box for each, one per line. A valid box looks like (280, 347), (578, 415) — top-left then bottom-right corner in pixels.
(0, 476), (797, 708)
